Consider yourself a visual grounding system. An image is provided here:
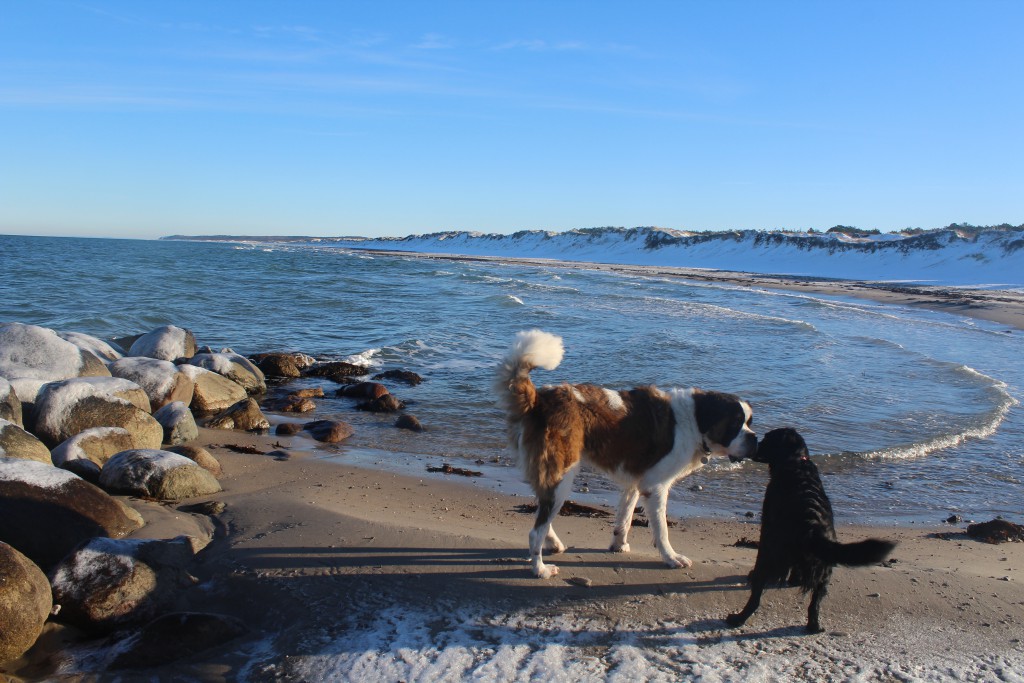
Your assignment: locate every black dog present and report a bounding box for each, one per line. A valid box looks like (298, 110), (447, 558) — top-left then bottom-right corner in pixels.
(726, 428), (896, 633)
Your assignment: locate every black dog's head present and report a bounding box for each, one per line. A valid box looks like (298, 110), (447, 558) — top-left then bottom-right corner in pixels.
(753, 427), (809, 465)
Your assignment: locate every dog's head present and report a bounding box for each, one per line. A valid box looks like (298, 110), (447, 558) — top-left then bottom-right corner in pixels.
(753, 427), (809, 465)
(692, 389), (757, 462)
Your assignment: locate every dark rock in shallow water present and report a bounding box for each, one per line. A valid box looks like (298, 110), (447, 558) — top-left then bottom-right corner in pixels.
(276, 422), (302, 436)
(372, 369), (423, 386)
(967, 518), (1024, 544)
(395, 414), (424, 432)
(265, 395), (316, 413)
(251, 352), (303, 378)
(304, 361), (370, 383)
(336, 381), (389, 400)
(356, 395), (405, 413)
(304, 419), (354, 443)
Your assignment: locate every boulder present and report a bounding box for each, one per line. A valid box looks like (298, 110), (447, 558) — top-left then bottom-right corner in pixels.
(265, 395), (316, 413)
(57, 331), (123, 363)
(303, 419), (353, 443)
(204, 398), (270, 432)
(128, 325), (197, 362)
(152, 401), (198, 445)
(32, 377), (161, 449)
(166, 445), (222, 477)
(49, 535), (206, 634)
(188, 353), (266, 394)
(109, 357), (195, 410)
(177, 365), (247, 415)
(99, 449), (221, 500)
(290, 386), (324, 398)
(251, 352), (302, 379)
(109, 612), (247, 670)
(0, 378), (23, 427)
(395, 414), (425, 432)
(0, 456), (144, 570)
(0, 418), (52, 464)
(373, 369), (424, 386)
(303, 361), (370, 383)
(0, 542), (52, 663)
(275, 423), (302, 436)
(51, 427), (136, 480)
(336, 382), (390, 400)
(356, 394), (405, 413)
(0, 322), (110, 403)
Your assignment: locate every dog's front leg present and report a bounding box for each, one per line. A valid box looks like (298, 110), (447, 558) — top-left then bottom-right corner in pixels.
(645, 485), (692, 569)
(609, 486), (640, 553)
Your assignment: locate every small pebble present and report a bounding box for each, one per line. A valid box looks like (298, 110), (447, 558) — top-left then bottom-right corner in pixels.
(568, 577), (592, 588)
(867, 592), (881, 598)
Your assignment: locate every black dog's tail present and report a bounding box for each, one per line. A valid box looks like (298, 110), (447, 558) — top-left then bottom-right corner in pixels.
(813, 537), (896, 566)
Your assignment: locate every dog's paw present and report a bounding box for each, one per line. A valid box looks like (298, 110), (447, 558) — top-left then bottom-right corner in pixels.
(725, 613), (745, 628)
(805, 622), (824, 635)
(609, 541), (631, 553)
(534, 564), (559, 579)
(664, 554), (693, 569)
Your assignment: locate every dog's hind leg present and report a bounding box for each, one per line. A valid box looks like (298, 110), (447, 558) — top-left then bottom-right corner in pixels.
(644, 484), (692, 569)
(528, 469), (575, 578)
(726, 573), (766, 628)
(805, 582), (828, 634)
(610, 486), (640, 553)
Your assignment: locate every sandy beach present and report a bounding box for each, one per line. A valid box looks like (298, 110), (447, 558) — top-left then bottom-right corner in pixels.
(11, 420), (1022, 681)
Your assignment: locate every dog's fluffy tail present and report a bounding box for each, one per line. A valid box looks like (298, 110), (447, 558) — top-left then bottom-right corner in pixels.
(495, 330), (564, 420)
(814, 537), (896, 567)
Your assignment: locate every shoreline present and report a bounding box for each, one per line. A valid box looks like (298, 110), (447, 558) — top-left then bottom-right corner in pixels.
(14, 428), (1023, 680)
(361, 249), (1024, 332)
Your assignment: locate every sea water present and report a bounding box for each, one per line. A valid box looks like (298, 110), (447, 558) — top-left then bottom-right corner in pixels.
(2, 234), (1021, 525)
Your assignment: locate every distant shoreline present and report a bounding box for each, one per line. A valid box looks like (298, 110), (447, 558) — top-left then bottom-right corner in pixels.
(361, 249), (1024, 332)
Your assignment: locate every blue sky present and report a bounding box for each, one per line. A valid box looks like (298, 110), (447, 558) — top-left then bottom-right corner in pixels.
(1, 1), (1021, 239)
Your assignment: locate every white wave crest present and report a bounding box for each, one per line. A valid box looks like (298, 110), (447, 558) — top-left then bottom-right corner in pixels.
(344, 348), (383, 368)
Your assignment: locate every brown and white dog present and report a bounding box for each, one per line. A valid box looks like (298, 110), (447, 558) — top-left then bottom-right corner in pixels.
(497, 330), (758, 579)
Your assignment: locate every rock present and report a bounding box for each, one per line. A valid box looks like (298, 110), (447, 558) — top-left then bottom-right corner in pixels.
(0, 322), (110, 403)
(51, 426), (136, 479)
(336, 382), (390, 400)
(177, 365), (248, 415)
(356, 394), (405, 413)
(177, 500), (225, 515)
(204, 398), (270, 431)
(289, 386), (324, 398)
(250, 352), (302, 379)
(57, 331), (123, 363)
(32, 377), (162, 449)
(0, 418), (52, 464)
(189, 353), (266, 394)
(373, 369), (423, 386)
(109, 612), (247, 670)
(265, 395), (316, 413)
(303, 361), (370, 383)
(303, 419), (354, 443)
(275, 423), (302, 436)
(99, 449), (222, 500)
(166, 445), (222, 477)
(127, 325), (197, 362)
(49, 535), (206, 634)
(109, 357), (195, 410)
(0, 378), (23, 427)
(152, 401), (198, 445)
(395, 414), (424, 432)
(0, 456), (144, 570)
(0, 542), (52, 663)
(967, 518), (1024, 544)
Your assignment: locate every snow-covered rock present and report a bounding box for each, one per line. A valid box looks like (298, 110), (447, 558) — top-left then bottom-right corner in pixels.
(32, 377), (161, 449)
(99, 449), (221, 500)
(0, 378), (22, 427)
(177, 365), (247, 415)
(0, 541), (52, 663)
(109, 357), (195, 410)
(0, 418), (52, 464)
(0, 456), (144, 570)
(188, 352), (266, 394)
(0, 322), (111, 402)
(51, 427), (136, 481)
(128, 325), (197, 362)
(48, 535), (206, 634)
(152, 401), (198, 445)
(57, 331), (123, 363)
